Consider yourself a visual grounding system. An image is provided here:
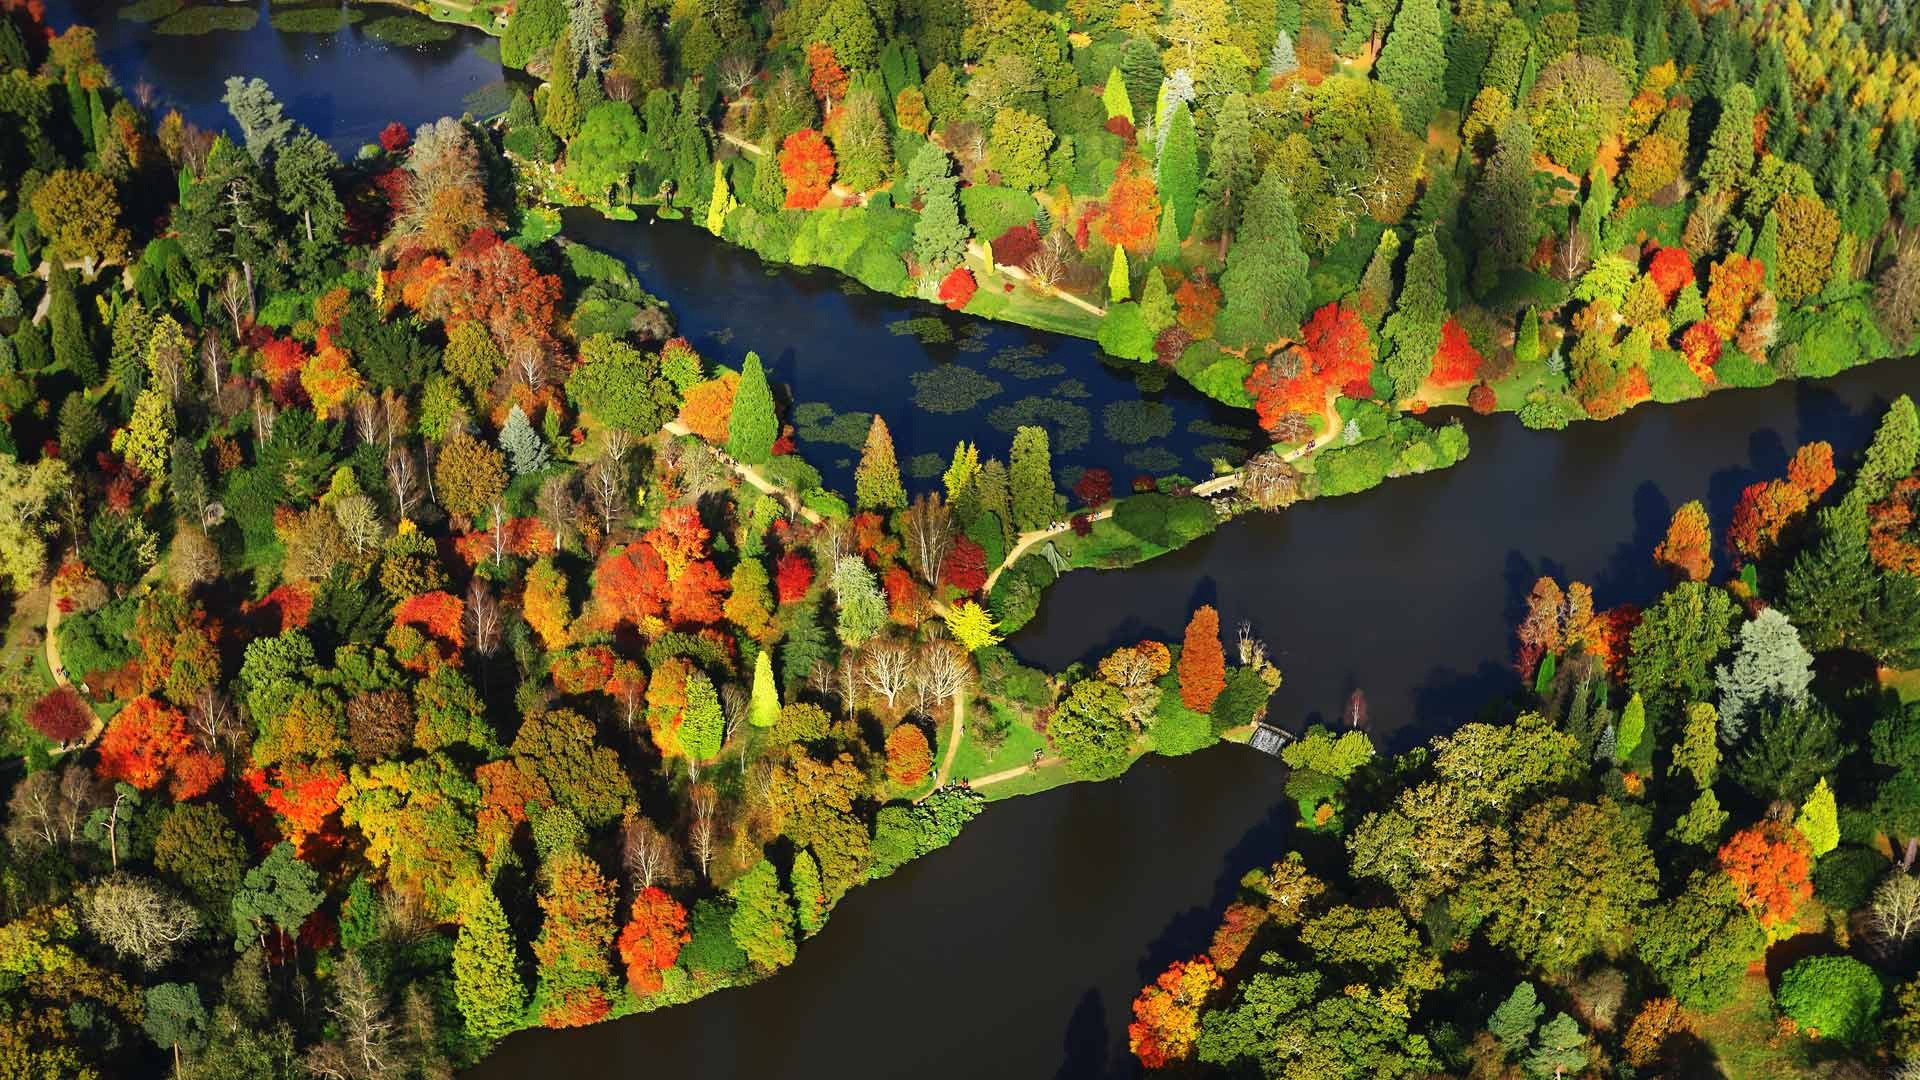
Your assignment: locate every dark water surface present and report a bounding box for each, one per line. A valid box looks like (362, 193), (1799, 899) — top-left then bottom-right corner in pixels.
(57, 0), (512, 149)
(40, 12), (1920, 1076)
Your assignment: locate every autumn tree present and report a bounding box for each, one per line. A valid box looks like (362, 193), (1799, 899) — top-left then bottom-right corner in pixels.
(854, 414), (906, 510)
(435, 430), (508, 520)
(779, 129), (835, 209)
(615, 886), (689, 996)
(1179, 605), (1227, 712)
(1718, 821), (1812, 930)
(26, 686), (92, 745)
(533, 850), (618, 1027)
(1654, 500), (1714, 582)
(30, 167), (129, 268)
(1129, 957), (1221, 1068)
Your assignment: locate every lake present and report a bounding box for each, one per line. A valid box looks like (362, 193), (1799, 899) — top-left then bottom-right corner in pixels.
(45, 7), (1920, 1075)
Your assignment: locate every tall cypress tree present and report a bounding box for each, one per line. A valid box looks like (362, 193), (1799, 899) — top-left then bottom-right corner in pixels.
(452, 885), (526, 1041)
(749, 650), (780, 728)
(1700, 84), (1756, 193)
(1158, 100), (1200, 240)
(727, 351), (778, 465)
(1376, 0), (1447, 134)
(1200, 93), (1256, 252)
(1008, 426), (1054, 533)
(1216, 166), (1309, 351)
(854, 415), (907, 510)
(47, 262), (96, 384)
(1381, 231), (1448, 398)
(1474, 113), (1537, 283)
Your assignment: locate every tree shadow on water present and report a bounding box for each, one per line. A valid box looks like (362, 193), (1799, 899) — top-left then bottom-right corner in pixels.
(1503, 550), (1569, 632)
(1591, 480), (1674, 605)
(1132, 797), (1296, 984)
(1398, 660), (1522, 753)
(1056, 988), (1116, 1080)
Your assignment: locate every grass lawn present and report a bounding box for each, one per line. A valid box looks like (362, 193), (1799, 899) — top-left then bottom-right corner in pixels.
(1884, 667), (1920, 703)
(946, 710), (1047, 786)
(1692, 974), (1821, 1079)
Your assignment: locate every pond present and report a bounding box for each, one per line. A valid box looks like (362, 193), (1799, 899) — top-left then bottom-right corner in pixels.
(44, 10), (1920, 1077)
(559, 209), (1260, 496)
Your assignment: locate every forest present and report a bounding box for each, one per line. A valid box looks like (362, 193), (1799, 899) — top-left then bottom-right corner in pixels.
(1127, 397), (1920, 1077)
(494, 0), (1920, 463)
(0, 3), (1300, 1075)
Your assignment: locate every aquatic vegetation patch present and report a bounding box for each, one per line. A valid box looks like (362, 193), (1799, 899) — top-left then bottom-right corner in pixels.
(987, 344), (1063, 379)
(1102, 400), (1175, 445)
(362, 14), (455, 44)
(154, 5), (259, 34)
(117, 0), (184, 24)
(909, 365), (1003, 414)
(793, 402), (875, 449)
(985, 396), (1091, 454)
(269, 6), (362, 32)
(906, 453), (945, 479)
(887, 316), (953, 344)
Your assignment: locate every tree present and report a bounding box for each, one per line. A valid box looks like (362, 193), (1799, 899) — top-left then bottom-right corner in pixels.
(1777, 955), (1882, 1045)
(144, 982), (208, 1065)
(1475, 113), (1537, 276)
(1627, 581), (1739, 726)
(502, 0), (564, 67)
(946, 600), (1002, 652)
(1178, 605), (1227, 712)
(453, 884), (525, 1041)
(854, 414), (906, 510)
(1637, 870), (1767, 1010)
(909, 144), (968, 272)
(80, 873), (200, 970)
(727, 351), (777, 465)
(1857, 395), (1920, 503)
(1732, 700), (1844, 802)
(1215, 166), (1309, 350)
(499, 405), (549, 476)
(1474, 797), (1658, 972)
(1772, 193), (1838, 302)
(1009, 425), (1054, 531)
(532, 850), (617, 1027)
(0, 457), (70, 594)
(885, 723), (933, 785)
(1109, 245), (1130, 303)
(564, 100), (641, 200)
(1051, 679), (1136, 780)
(1699, 84), (1756, 193)
(1672, 703), (1721, 788)
(778, 129), (835, 209)
(26, 686), (91, 745)
(1654, 500), (1714, 582)
(434, 430), (508, 520)
(616, 887), (688, 996)
(1128, 957), (1221, 1068)
(231, 843), (322, 953)
(749, 650), (780, 727)
(1382, 231), (1447, 398)
(1782, 494), (1900, 658)
(47, 263), (96, 383)
(1713, 608), (1814, 744)
(221, 76), (291, 162)
(680, 671), (723, 762)
(1200, 92), (1256, 247)
(1718, 822), (1812, 930)
(831, 556), (888, 649)
(728, 859), (796, 973)
(1159, 101), (1199, 239)
(987, 107), (1052, 190)
(1376, 0), (1446, 131)
(1795, 777), (1839, 856)
(275, 132), (345, 273)
(30, 167), (127, 267)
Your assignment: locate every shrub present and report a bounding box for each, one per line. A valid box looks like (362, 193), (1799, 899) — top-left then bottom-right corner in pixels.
(1776, 955), (1881, 1045)
(1812, 847), (1887, 911)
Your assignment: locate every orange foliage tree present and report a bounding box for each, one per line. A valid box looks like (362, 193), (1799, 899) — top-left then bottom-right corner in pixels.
(1127, 957), (1222, 1068)
(774, 551), (814, 604)
(1728, 442), (1835, 563)
(96, 696), (221, 799)
(938, 266), (977, 310)
(616, 886), (690, 996)
(1705, 253), (1766, 335)
(1647, 246), (1695, 302)
(534, 851), (619, 1028)
(678, 372), (739, 443)
(1719, 822), (1812, 931)
(806, 42), (848, 112)
(779, 129), (836, 210)
(1653, 500), (1714, 582)
(1099, 155), (1162, 254)
(1178, 605), (1226, 712)
(885, 723), (933, 785)
(393, 590), (466, 651)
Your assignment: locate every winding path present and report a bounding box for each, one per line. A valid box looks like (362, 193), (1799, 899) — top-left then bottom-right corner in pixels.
(660, 420), (823, 524)
(917, 695), (966, 803)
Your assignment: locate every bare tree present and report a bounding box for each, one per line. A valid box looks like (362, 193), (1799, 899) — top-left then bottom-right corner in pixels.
(385, 448), (421, 522)
(4, 765), (103, 851)
(914, 638), (972, 713)
(720, 682), (748, 754)
(218, 268), (254, 333)
(465, 579), (501, 659)
(1874, 873), (1920, 950)
(79, 873), (201, 969)
(688, 784), (719, 879)
(537, 473), (579, 552)
(303, 954), (396, 1080)
(188, 689), (243, 762)
(902, 493), (955, 585)
(602, 427), (632, 464)
(858, 641), (916, 710)
(621, 812), (686, 890)
(717, 54), (758, 99)
(587, 454), (627, 538)
(352, 395), (389, 449)
(488, 500), (507, 568)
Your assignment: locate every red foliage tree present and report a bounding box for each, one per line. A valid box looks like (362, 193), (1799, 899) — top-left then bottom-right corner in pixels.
(427, 229), (562, 362)
(885, 722), (933, 785)
(378, 121), (412, 154)
(1467, 383), (1497, 414)
(1105, 115), (1136, 141)
(1173, 273), (1220, 338)
(1207, 901), (1268, 971)
(594, 542), (672, 630)
(26, 686), (92, 744)
(1429, 318), (1482, 386)
(884, 565), (929, 624)
(1679, 321), (1721, 381)
(258, 337), (309, 403)
(805, 42), (848, 112)
(775, 551), (814, 604)
(616, 886), (690, 996)
(1728, 442), (1835, 563)
(1178, 605), (1226, 712)
(1074, 467), (1113, 508)
(779, 129), (836, 210)
(1719, 822), (1811, 930)
(993, 223), (1042, 268)
(249, 762), (346, 858)
(1299, 302), (1373, 392)
(1648, 246), (1695, 302)
(938, 266), (977, 310)
(940, 536), (990, 597)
